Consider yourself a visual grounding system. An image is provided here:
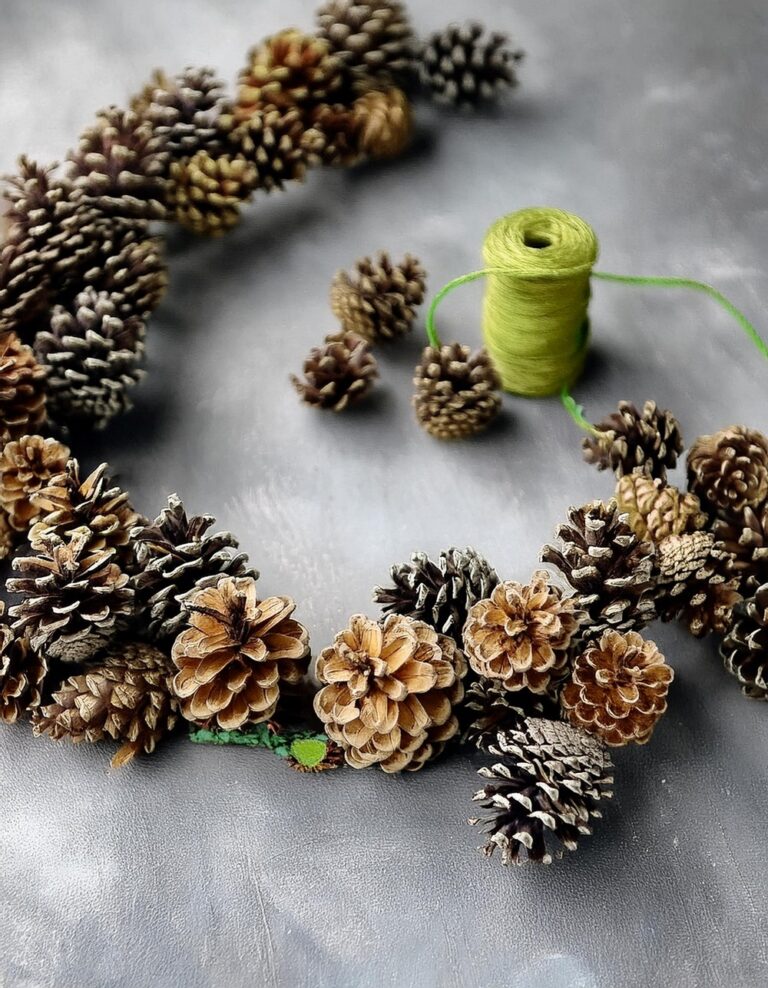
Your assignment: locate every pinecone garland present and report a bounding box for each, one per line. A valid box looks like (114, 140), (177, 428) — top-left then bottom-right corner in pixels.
(418, 22), (523, 108)
(582, 400), (684, 482)
(228, 108), (316, 192)
(0, 434), (70, 531)
(330, 252), (426, 342)
(561, 630), (673, 745)
(316, 0), (416, 89)
(373, 545), (499, 644)
(721, 585), (768, 699)
(0, 624), (46, 723)
(352, 88), (412, 159)
(714, 504), (768, 593)
(166, 152), (257, 235)
(171, 576), (310, 730)
(32, 642), (178, 766)
(413, 343), (501, 440)
(314, 613), (467, 772)
(291, 332), (378, 410)
(541, 499), (657, 639)
(688, 426), (768, 515)
(615, 474), (706, 544)
(469, 718), (613, 866)
(462, 679), (557, 750)
(0, 330), (47, 442)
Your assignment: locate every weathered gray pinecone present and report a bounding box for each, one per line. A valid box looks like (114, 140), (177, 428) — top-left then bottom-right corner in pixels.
(714, 504), (768, 593)
(462, 680), (558, 750)
(330, 251), (426, 342)
(688, 426), (768, 516)
(291, 331), (378, 410)
(469, 718), (614, 866)
(81, 224), (168, 320)
(721, 584), (768, 699)
(373, 546), (498, 644)
(130, 494), (255, 644)
(413, 343), (502, 440)
(0, 330), (48, 442)
(0, 622), (46, 723)
(541, 499), (657, 639)
(33, 287), (145, 430)
(418, 22), (523, 108)
(0, 235), (51, 331)
(583, 400), (684, 482)
(228, 107), (316, 192)
(316, 0), (417, 89)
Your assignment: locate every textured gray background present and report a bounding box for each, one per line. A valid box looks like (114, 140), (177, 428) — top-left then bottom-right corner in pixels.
(1, 1), (768, 986)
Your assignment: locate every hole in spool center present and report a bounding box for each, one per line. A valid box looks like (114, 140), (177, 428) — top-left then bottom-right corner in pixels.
(523, 233), (551, 249)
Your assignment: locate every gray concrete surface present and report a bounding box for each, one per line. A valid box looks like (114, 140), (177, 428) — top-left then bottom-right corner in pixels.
(1, 1), (768, 985)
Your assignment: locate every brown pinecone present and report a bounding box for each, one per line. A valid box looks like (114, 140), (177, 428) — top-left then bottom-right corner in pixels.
(82, 225), (168, 320)
(0, 434), (70, 531)
(582, 400), (683, 482)
(228, 107), (316, 192)
(720, 585), (768, 699)
(413, 343), (502, 440)
(714, 504), (768, 593)
(32, 642), (178, 766)
(330, 251), (426, 342)
(316, 0), (416, 89)
(541, 499), (657, 639)
(655, 531), (741, 637)
(305, 103), (361, 166)
(314, 612), (467, 772)
(615, 474), (706, 544)
(469, 718), (613, 866)
(463, 571), (583, 695)
(561, 630), (673, 745)
(0, 235), (50, 331)
(418, 22), (523, 108)
(0, 329), (47, 442)
(291, 331), (377, 410)
(0, 623), (46, 723)
(8, 528), (133, 662)
(352, 87), (412, 158)
(166, 151), (257, 235)
(688, 426), (768, 515)
(171, 576), (310, 730)
(236, 30), (344, 121)
(0, 510), (17, 561)
(462, 679), (558, 750)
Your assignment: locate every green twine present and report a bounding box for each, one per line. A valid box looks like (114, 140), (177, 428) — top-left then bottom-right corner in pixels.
(188, 723), (338, 770)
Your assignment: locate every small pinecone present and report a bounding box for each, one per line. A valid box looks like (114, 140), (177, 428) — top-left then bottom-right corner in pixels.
(655, 531), (741, 638)
(314, 613), (467, 772)
(714, 504), (768, 593)
(0, 434), (70, 531)
(130, 494), (255, 644)
(463, 571), (583, 695)
(582, 400), (684, 482)
(721, 585), (768, 699)
(305, 102), (361, 166)
(541, 499), (657, 639)
(352, 87), (412, 159)
(34, 287), (145, 430)
(469, 718), (613, 866)
(0, 624), (46, 723)
(171, 576), (310, 730)
(463, 680), (558, 750)
(166, 151), (256, 236)
(8, 528), (134, 662)
(228, 107), (315, 192)
(0, 329), (47, 442)
(413, 343), (502, 440)
(688, 426), (768, 515)
(83, 225), (168, 320)
(419, 22), (523, 109)
(330, 251), (426, 342)
(32, 642), (178, 766)
(615, 474), (706, 544)
(316, 0), (416, 89)
(373, 545), (499, 644)
(561, 630), (673, 745)
(291, 332), (378, 410)
(236, 30), (344, 121)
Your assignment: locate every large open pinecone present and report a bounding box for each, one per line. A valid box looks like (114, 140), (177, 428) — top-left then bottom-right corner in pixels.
(32, 642), (178, 766)
(0, 434), (70, 531)
(291, 331), (378, 411)
(330, 251), (426, 342)
(469, 718), (614, 866)
(583, 400), (684, 482)
(8, 528), (133, 662)
(615, 475), (706, 544)
(413, 343), (502, 440)
(0, 330), (47, 442)
(314, 612), (467, 772)
(228, 107), (317, 192)
(688, 426), (768, 516)
(171, 576), (310, 730)
(462, 679), (558, 750)
(373, 545), (499, 644)
(541, 499), (657, 640)
(0, 622), (46, 723)
(166, 151), (257, 236)
(714, 504), (768, 593)
(130, 494), (255, 644)
(721, 584), (768, 699)
(316, 0), (416, 89)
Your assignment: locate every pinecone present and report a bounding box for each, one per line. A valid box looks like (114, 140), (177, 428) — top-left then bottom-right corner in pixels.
(463, 571), (583, 695)
(7, 528), (134, 662)
(82, 225), (168, 320)
(418, 22), (523, 109)
(615, 474), (706, 544)
(33, 287), (145, 430)
(714, 504), (768, 593)
(0, 434), (70, 531)
(171, 576), (310, 730)
(0, 329), (47, 442)
(352, 87), (412, 159)
(462, 679), (558, 750)
(721, 585), (768, 699)
(0, 623), (46, 723)
(655, 531), (741, 637)
(582, 400), (684, 482)
(469, 718), (613, 866)
(291, 331), (378, 410)
(0, 235), (50, 331)
(32, 642), (178, 766)
(330, 251), (426, 342)
(688, 426), (768, 515)
(0, 510), (17, 561)
(305, 102), (361, 166)
(316, 0), (416, 89)
(236, 30), (344, 121)
(166, 151), (257, 236)
(373, 545), (499, 644)
(413, 343), (502, 440)
(314, 613), (467, 772)
(130, 494), (254, 644)
(228, 107), (316, 192)
(561, 630), (673, 745)
(541, 499), (657, 640)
